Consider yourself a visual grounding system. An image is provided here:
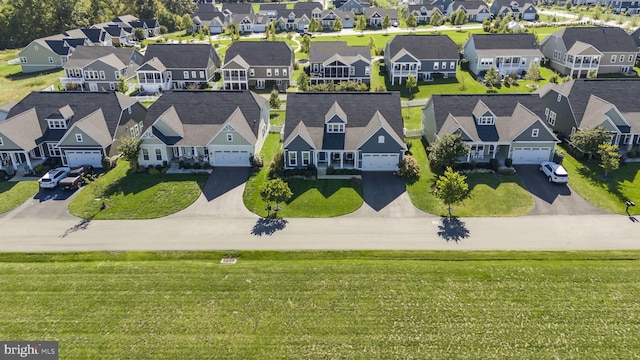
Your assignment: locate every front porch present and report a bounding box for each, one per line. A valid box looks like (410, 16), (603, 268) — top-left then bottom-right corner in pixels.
(458, 143), (509, 164)
(0, 145), (47, 173)
(315, 150), (358, 170)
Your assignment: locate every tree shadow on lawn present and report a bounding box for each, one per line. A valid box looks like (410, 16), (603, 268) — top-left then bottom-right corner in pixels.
(575, 161), (638, 203)
(286, 178), (363, 203)
(437, 216), (470, 243)
(5, 68), (61, 82)
(251, 217), (288, 236)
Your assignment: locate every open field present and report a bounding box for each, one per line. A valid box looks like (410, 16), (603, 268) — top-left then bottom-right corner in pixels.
(0, 50), (63, 104)
(1, 250), (639, 359)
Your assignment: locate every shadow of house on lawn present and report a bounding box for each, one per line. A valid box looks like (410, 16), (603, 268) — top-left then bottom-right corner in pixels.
(251, 217), (288, 236)
(437, 216), (470, 242)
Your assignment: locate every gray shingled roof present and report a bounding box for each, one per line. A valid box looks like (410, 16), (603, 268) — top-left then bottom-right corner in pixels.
(471, 33), (539, 50)
(222, 3), (254, 14)
(293, 1), (323, 10)
(143, 44), (220, 69)
(64, 46), (140, 69)
(224, 42), (293, 67)
(310, 42), (371, 64)
(554, 27), (637, 53)
(387, 35), (459, 60)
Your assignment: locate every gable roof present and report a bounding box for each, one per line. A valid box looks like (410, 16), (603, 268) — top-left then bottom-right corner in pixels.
(0, 108), (43, 150)
(450, 0), (488, 12)
(222, 3), (254, 14)
(631, 28), (640, 50)
(551, 27), (637, 53)
(310, 41), (371, 65)
(63, 28), (104, 44)
(294, 1), (323, 10)
(364, 7), (398, 18)
(59, 109), (113, 148)
(387, 35), (459, 61)
(143, 44), (220, 69)
(470, 33), (539, 50)
(224, 42), (293, 67)
(192, 3), (225, 22)
(64, 46), (141, 69)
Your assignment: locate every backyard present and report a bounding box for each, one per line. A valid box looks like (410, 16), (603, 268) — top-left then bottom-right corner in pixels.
(0, 50), (63, 104)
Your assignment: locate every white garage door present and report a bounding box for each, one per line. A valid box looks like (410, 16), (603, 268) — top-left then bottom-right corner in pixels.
(512, 147), (552, 164)
(213, 150), (250, 167)
(361, 153), (399, 171)
(65, 150), (103, 168)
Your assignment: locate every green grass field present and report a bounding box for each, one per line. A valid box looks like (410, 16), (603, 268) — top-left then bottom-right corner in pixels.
(0, 181), (38, 214)
(0, 50), (63, 104)
(1, 251), (640, 359)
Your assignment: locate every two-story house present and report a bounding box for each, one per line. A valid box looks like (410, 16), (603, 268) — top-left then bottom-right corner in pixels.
(364, 8), (398, 27)
(309, 42), (372, 85)
(463, 33), (542, 77)
(259, 3), (288, 22)
(138, 90), (270, 168)
(338, 0), (367, 15)
(191, 3), (226, 35)
(18, 35), (88, 74)
(609, 0), (640, 14)
(283, 92), (406, 172)
(0, 92), (146, 171)
(385, 34), (459, 84)
(539, 27), (638, 78)
(422, 94), (559, 164)
(536, 79), (640, 151)
(61, 46), (144, 91)
(277, 10), (313, 32)
(447, 1), (492, 22)
(405, 5), (445, 25)
(222, 42), (294, 91)
(320, 9), (355, 29)
(490, 0), (537, 20)
(632, 28), (640, 55)
(63, 28), (109, 47)
(136, 44), (221, 93)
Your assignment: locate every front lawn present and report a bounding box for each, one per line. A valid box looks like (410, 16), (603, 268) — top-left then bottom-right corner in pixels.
(68, 160), (206, 219)
(2, 251), (640, 359)
(0, 181), (39, 214)
(406, 139), (534, 216)
(243, 134), (363, 217)
(560, 145), (640, 215)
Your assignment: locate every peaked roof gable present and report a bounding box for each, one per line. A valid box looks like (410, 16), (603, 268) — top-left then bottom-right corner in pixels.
(58, 109), (112, 147)
(0, 108), (43, 150)
(388, 35), (459, 60)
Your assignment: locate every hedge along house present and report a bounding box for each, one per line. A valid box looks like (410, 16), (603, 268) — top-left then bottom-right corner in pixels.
(283, 92), (406, 172)
(138, 90), (269, 168)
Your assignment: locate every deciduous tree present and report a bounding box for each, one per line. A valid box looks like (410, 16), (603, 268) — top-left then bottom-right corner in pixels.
(433, 166), (471, 217)
(598, 143), (621, 177)
(571, 125), (611, 160)
(382, 15), (391, 34)
(427, 133), (470, 173)
(259, 179), (293, 218)
(117, 137), (142, 169)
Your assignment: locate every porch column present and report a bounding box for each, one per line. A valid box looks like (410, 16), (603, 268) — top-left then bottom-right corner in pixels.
(193, 147), (197, 159)
(25, 153), (32, 170)
(466, 147), (471, 163)
(340, 151), (344, 168)
(9, 152), (18, 170)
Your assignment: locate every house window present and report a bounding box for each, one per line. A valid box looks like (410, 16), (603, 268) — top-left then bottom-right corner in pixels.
(99, 71), (105, 79)
(450, 61), (455, 69)
(532, 128), (539, 137)
(350, 66), (355, 76)
(155, 148), (162, 161)
(128, 107), (132, 114)
(327, 123), (345, 133)
(48, 57), (54, 63)
(611, 55), (616, 63)
(378, 135), (385, 143)
(557, 93), (561, 102)
(130, 127), (136, 137)
(623, 134), (632, 145)
(75, 134), (83, 142)
(288, 151), (297, 166)
(619, 55), (624, 62)
(142, 148), (149, 161)
(227, 133), (233, 142)
(479, 116), (494, 125)
(480, 58), (493, 66)
(19, 57), (27, 63)
(191, 71), (196, 78)
(275, 69), (279, 76)
(365, 66), (370, 76)
(302, 151), (310, 166)
(47, 120), (67, 129)
(433, 62), (439, 70)
(441, 62), (446, 69)
(250, 69), (255, 76)
(547, 110), (557, 126)
(283, 69), (288, 76)
(545, 108), (549, 117)
(267, 69), (272, 76)
(629, 55), (634, 62)
(34, 45), (39, 51)
(184, 71), (189, 79)
(139, 121), (144, 130)
(115, 71), (120, 79)
(553, 50), (561, 60)
(109, 83), (116, 90)
(47, 143), (61, 157)
(199, 71), (205, 78)
(0, 137), (3, 146)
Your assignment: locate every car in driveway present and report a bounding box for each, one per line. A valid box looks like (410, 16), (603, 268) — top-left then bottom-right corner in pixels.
(39, 167), (71, 189)
(540, 161), (568, 184)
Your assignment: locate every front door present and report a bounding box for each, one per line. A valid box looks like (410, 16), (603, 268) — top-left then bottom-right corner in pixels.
(257, 80), (265, 89)
(89, 83), (98, 91)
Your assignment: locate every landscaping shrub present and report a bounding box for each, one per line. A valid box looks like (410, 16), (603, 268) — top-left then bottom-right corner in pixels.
(101, 157), (114, 170)
(553, 149), (565, 164)
(192, 162), (202, 169)
(405, 141), (413, 155)
(500, 167), (517, 176)
(505, 158), (513, 167)
(155, 165), (164, 173)
(203, 163), (212, 169)
(486, 88), (498, 94)
(179, 160), (185, 169)
(326, 167), (360, 175)
(397, 156), (420, 182)
(489, 158), (499, 172)
(268, 152), (284, 178)
(182, 163), (192, 169)
(459, 58), (469, 70)
(0, 170), (6, 181)
(251, 155), (264, 170)
(627, 151), (638, 158)
(148, 167), (160, 175)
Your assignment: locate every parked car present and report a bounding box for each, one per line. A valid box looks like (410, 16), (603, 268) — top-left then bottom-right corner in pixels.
(59, 166), (92, 191)
(39, 167), (71, 189)
(391, 21), (399, 27)
(540, 161), (568, 183)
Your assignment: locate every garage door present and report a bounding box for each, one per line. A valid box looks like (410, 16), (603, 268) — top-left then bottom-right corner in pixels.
(361, 153), (399, 171)
(65, 150), (103, 168)
(213, 150), (250, 167)
(512, 147), (552, 164)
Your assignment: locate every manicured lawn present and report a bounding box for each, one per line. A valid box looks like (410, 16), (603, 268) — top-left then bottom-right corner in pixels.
(243, 134), (363, 217)
(402, 106), (423, 130)
(2, 251), (640, 359)
(560, 145), (640, 215)
(270, 110), (286, 126)
(406, 139), (534, 216)
(0, 181), (38, 214)
(0, 49), (63, 104)
(68, 160), (206, 219)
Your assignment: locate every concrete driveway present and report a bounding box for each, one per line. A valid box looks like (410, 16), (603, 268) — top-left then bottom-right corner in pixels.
(3, 186), (79, 220)
(515, 165), (606, 215)
(346, 172), (428, 218)
(170, 167), (256, 218)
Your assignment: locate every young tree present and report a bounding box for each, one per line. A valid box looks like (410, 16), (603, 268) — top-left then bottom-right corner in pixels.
(182, 14), (194, 34)
(134, 27), (146, 41)
(524, 61), (541, 82)
(297, 72), (310, 92)
(382, 15), (391, 35)
(333, 17), (343, 32)
(571, 125), (611, 160)
(427, 133), (470, 173)
(300, 34), (311, 53)
(355, 15), (367, 35)
(484, 66), (500, 88)
(598, 143), (621, 177)
(429, 11), (443, 33)
(405, 74), (417, 94)
(433, 166), (471, 217)
(268, 90), (281, 110)
(227, 22), (240, 42)
(117, 76), (129, 94)
(308, 18), (322, 32)
(406, 13), (417, 31)
(259, 178), (293, 218)
(452, 10), (468, 31)
(117, 137), (142, 169)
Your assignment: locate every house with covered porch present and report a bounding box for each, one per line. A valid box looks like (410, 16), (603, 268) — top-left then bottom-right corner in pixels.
(283, 92), (406, 172)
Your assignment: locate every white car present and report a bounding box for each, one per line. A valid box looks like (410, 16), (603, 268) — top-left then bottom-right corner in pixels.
(540, 161), (568, 183)
(39, 167), (71, 189)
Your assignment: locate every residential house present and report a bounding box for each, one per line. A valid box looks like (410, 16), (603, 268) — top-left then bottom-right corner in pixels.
(338, 0), (367, 15)
(97, 23), (133, 46)
(283, 92), (406, 171)
(277, 10), (313, 31)
(490, 0), (537, 20)
(320, 9), (355, 30)
(364, 8), (398, 27)
(422, 94), (559, 164)
(136, 44), (221, 93)
(191, 3), (226, 35)
(536, 79), (640, 151)
(463, 33), (542, 76)
(309, 42), (372, 84)
(384, 34), (459, 84)
(0, 92), (146, 170)
(222, 42), (294, 91)
(138, 90), (269, 167)
(63, 28), (109, 46)
(0, 101), (17, 122)
(18, 35), (88, 73)
(259, 3), (288, 21)
(430, 0), (455, 12)
(446, 1), (491, 22)
(405, 5), (445, 25)
(120, 17), (162, 38)
(61, 46), (144, 91)
(632, 28), (640, 54)
(539, 27), (638, 78)
(609, 0), (640, 14)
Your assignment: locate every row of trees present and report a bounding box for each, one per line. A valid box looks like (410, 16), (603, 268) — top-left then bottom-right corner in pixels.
(0, 0), (196, 49)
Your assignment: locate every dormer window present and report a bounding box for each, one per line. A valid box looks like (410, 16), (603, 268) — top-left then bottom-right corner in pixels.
(75, 134), (83, 142)
(47, 119), (67, 129)
(478, 116), (494, 125)
(327, 123), (345, 133)
(531, 129), (539, 137)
